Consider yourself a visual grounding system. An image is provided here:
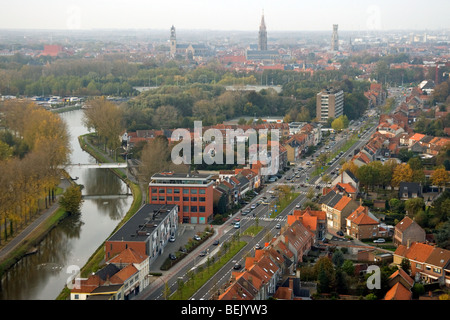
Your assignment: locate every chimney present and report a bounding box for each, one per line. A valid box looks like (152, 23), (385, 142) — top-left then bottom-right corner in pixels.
(407, 239), (411, 248)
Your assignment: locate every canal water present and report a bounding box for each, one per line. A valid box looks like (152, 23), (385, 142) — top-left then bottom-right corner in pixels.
(0, 109), (133, 300)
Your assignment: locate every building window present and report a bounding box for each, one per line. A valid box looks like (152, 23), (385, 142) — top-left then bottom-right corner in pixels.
(183, 206), (189, 212)
(151, 196), (157, 201)
(199, 206), (205, 212)
(433, 267), (441, 274)
(183, 189), (189, 194)
(159, 196), (165, 201)
(167, 189), (172, 194)
(174, 189), (180, 194)
(167, 196), (173, 202)
(199, 189), (206, 194)
(159, 188), (165, 193)
(191, 197), (197, 202)
(199, 197), (206, 202)
(191, 189), (197, 194)
(174, 196), (180, 201)
(416, 263), (422, 270)
(151, 188), (157, 193)
(183, 196), (189, 201)
(191, 206), (198, 212)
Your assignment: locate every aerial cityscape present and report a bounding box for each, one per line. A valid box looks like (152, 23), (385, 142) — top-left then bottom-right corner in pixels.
(0, 0), (450, 312)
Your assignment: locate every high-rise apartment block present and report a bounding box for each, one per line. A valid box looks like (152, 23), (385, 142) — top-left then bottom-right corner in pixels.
(316, 88), (344, 122)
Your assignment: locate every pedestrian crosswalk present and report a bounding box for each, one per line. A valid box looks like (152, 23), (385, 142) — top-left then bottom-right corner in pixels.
(242, 215), (287, 222)
(274, 182), (331, 189)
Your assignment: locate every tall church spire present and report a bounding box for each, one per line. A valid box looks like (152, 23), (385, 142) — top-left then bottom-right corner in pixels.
(258, 11), (267, 51)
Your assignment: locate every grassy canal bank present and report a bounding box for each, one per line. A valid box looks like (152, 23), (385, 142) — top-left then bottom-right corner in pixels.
(56, 133), (143, 300)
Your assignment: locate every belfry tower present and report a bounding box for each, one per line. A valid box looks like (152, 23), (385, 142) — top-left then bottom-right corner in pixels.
(331, 24), (339, 51)
(258, 12), (267, 51)
(170, 25), (176, 57)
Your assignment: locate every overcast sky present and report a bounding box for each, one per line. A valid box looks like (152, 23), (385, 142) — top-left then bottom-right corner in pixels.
(1, 0), (449, 31)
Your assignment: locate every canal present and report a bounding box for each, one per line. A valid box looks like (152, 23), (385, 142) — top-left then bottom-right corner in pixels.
(0, 109), (133, 300)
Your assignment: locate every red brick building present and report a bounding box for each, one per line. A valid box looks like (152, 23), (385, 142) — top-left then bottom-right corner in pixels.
(149, 172), (214, 224)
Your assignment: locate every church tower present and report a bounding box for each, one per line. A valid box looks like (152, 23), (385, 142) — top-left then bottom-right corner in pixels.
(170, 25), (177, 57)
(331, 24), (339, 51)
(258, 12), (267, 51)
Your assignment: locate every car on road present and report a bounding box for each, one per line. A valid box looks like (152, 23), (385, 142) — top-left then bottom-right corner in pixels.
(373, 238), (386, 243)
(255, 244), (261, 249)
(234, 222), (240, 229)
(295, 203), (301, 208)
(169, 235), (176, 242)
(242, 209), (251, 215)
(199, 250), (208, 257)
(250, 204), (257, 209)
(213, 239), (219, 245)
(194, 235), (201, 241)
(275, 223), (281, 229)
(233, 263), (242, 270)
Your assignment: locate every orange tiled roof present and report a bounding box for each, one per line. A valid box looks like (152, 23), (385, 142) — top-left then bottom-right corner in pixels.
(336, 183), (357, 194)
(347, 206), (378, 225)
(108, 248), (148, 265)
(409, 133), (425, 142)
(333, 196), (352, 211)
(395, 242), (434, 263)
(384, 282), (412, 300)
(389, 268), (414, 288)
(109, 264), (138, 284)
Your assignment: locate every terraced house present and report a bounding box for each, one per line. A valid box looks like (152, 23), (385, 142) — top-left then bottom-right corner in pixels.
(394, 242), (450, 287)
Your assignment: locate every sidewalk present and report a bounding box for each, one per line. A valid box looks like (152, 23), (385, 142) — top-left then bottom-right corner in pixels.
(0, 178), (71, 264)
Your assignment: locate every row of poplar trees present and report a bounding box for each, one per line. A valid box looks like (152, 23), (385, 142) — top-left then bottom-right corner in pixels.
(0, 101), (70, 244)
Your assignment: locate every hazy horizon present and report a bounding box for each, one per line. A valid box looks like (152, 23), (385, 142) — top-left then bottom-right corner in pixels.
(1, 0), (450, 32)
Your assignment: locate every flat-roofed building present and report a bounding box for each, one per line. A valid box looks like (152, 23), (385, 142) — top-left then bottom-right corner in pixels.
(316, 88), (344, 123)
(149, 172), (214, 224)
(104, 204), (178, 265)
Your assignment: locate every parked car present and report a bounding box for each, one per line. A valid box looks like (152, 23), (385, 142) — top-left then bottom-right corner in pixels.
(242, 209), (251, 215)
(336, 230), (344, 236)
(250, 204), (257, 209)
(234, 222), (240, 229)
(169, 235), (176, 242)
(373, 238), (386, 243)
(169, 253), (177, 260)
(194, 235), (201, 241)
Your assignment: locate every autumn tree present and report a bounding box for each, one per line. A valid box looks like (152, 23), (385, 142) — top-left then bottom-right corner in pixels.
(405, 198), (425, 217)
(340, 160), (358, 176)
(391, 163), (414, 187)
(83, 98), (124, 153)
(59, 185), (83, 214)
(431, 167), (449, 191)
